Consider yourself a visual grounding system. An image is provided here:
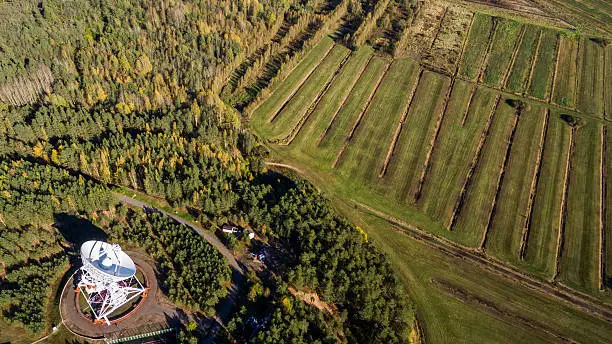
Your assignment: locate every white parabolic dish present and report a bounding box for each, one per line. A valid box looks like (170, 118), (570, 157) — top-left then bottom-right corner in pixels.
(80, 240), (136, 281)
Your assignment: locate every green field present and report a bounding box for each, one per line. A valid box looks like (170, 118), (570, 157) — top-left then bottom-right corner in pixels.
(559, 123), (603, 292)
(527, 29), (558, 100)
(249, 9), (612, 343)
(481, 19), (523, 87)
(486, 105), (548, 263)
(551, 35), (579, 108)
(505, 25), (541, 93)
(458, 13), (493, 80)
(576, 37), (605, 116)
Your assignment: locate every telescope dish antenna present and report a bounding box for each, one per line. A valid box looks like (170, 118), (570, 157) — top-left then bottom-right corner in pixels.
(77, 241), (147, 325)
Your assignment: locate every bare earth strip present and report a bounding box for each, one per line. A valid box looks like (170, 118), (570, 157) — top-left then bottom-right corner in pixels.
(525, 31), (543, 96)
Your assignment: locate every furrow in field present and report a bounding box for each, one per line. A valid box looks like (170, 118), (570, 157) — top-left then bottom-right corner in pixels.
(270, 44), (347, 129)
(481, 20), (524, 87)
(524, 115), (571, 278)
(485, 104), (547, 260)
(559, 123), (603, 292)
(600, 125), (606, 290)
(453, 98), (520, 247)
(447, 95), (501, 232)
(429, 7), (449, 50)
(379, 69), (424, 178)
(379, 72), (451, 203)
(606, 125), (612, 290)
(606, 45), (612, 120)
(577, 38), (605, 117)
(277, 49), (352, 145)
(459, 13), (495, 80)
(519, 109), (550, 260)
(548, 35), (561, 104)
(460, 84), (478, 126)
(454, 12), (475, 76)
(552, 125), (575, 281)
(477, 18), (499, 83)
(290, 47), (374, 151)
(504, 26), (540, 94)
(480, 109), (520, 251)
(552, 35), (579, 109)
(525, 31), (543, 96)
(527, 30), (558, 100)
(413, 77), (456, 202)
(318, 57), (389, 165)
(251, 37), (335, 122)
(335, 59), (420, 183)
(500, 26), (526, 87)
(419, 85), (497, 225)
(332, 61), (393, 169)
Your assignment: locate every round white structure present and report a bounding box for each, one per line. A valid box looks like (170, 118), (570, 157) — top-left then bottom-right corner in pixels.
(77, 241), (146, 325)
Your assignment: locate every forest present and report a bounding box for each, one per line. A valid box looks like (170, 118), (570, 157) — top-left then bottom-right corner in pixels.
(0, 0), (414, 342)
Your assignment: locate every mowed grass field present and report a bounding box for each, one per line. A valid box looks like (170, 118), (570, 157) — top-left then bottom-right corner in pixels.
(249, 9), (612, 341)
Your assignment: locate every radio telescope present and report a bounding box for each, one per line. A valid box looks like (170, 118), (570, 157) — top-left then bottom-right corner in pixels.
(77, 241), (147, 325)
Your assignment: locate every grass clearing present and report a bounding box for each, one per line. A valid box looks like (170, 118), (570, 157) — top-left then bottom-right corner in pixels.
(250, 37), (334, 122)
(527, 29), (558, 100)
(458, 13), (493, 80)
(523, 114), (570, 277)
(291, 47), (374, 149)
(552, 35), (579, 108)
(481, 19), (523, 87)
(577, 37), (605, 116)
(505, 26), (540, 94)
(336, 59), (420, 183)
(317, 57), (390, 165)
(266, 44), (350, 141)
(560, 122), (603, 292)
(379, 71), (451, 202)
(487, 105), (548, 263)
(345, 207), (612, 344)
(418, 85), (498, 226)
(452, 97), (518, 247)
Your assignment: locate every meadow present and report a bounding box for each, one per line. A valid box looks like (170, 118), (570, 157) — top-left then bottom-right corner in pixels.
(249, 4), (612, 343)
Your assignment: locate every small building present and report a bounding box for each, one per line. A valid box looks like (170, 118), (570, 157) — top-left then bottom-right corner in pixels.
(222, 224), (240, 234)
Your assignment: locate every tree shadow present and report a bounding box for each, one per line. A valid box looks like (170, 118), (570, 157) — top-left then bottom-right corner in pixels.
(53, 213), (107, 247)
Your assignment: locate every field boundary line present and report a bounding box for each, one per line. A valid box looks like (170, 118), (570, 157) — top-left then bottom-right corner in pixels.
(413, 76), (455, 202)
(480, 104), (521, 251)
(268, 43), (335, 123)
(552, 125), (575, 281)
(525, 30), (543, 96)
(477, 17), (499, 83)
(599, 125), (606, 290)
(448, 95), (501, 231)
(519, 108), (550, 260)
(460, 83), (478, 126)
(332, 60), (392, 169)
(574, 38), (582, 112)
(548, 33), (562, 104)
(378, 69), (424, 178)
(316, 54), (374, 146)
(429, 6), (449, 50)
(351, 200), (612, 324)
(501, 25), (526, 88)
(455, 12), (476, 76)
(277, 49), (352, 145)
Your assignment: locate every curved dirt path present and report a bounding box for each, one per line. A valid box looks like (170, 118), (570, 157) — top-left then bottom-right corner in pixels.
(114, 193), (245, 340)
